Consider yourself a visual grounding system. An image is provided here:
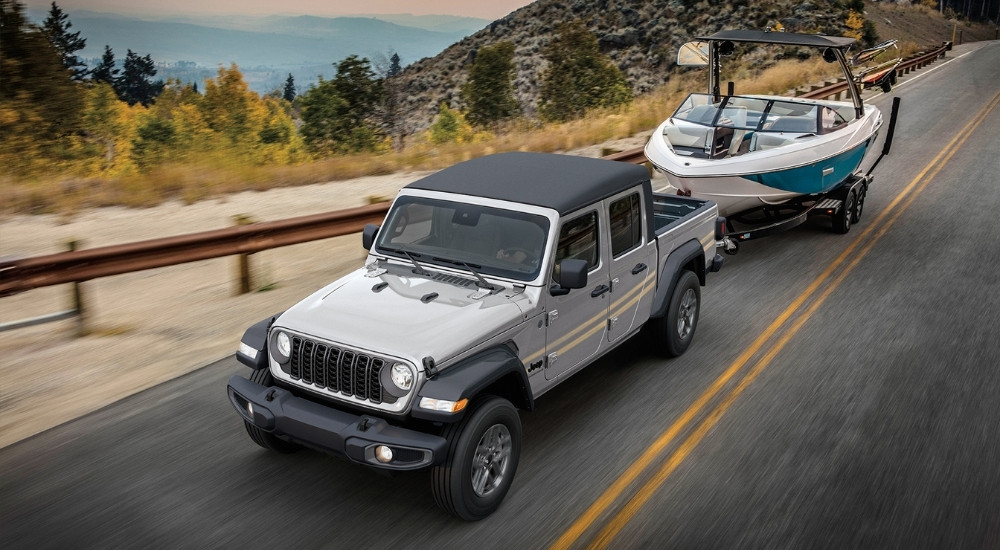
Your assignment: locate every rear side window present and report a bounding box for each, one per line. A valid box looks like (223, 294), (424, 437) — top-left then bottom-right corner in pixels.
(609, 193), (642, 257)
(552, 211), (599, 282)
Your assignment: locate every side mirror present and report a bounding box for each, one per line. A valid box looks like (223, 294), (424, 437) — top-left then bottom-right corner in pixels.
(362, 223), (380, 251)
(550, 258), (588, 296)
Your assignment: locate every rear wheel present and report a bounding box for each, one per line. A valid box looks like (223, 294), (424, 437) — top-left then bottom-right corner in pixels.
(851, 183), (867, 224)
(243, 368), (299, 453)
(431, 396), (521, 520)
(832, 190), (856, 234)
(651, 270), (700, 357)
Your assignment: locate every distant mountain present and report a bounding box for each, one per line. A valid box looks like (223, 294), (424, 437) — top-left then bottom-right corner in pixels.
(25, 9), (484, 93)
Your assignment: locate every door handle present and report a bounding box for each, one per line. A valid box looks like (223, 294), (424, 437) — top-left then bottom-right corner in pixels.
(631, 263), (648, 275)
(591, 284), (611, 298)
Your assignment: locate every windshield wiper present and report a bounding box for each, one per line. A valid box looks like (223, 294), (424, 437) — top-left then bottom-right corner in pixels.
(433, 256), (502, 293)
(380, 245), (430, 276)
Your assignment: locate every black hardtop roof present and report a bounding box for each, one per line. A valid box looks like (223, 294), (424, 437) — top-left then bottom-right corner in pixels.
(697, 29), (856, 49)
(405, 152), (651, 215)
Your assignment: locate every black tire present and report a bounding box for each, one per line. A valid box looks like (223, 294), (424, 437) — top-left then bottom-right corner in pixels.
(832, 190), (856, 234)
(431, 396), (521, 520)
(651, 270), (700, 357)
(851, 183), (867, 224)
(244, 368), (300, 453)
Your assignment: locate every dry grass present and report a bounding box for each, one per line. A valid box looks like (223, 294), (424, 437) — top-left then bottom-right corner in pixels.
(0, 52), (920, 217)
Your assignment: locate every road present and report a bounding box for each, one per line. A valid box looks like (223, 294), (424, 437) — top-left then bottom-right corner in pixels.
(2, 41), (998, 550)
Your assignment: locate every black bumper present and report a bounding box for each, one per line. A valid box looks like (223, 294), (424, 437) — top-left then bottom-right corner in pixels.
(227, 374), (447, 471)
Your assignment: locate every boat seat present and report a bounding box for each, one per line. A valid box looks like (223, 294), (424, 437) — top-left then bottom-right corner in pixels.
(767, 116), (817, 133)
(664, 120), (711, 148)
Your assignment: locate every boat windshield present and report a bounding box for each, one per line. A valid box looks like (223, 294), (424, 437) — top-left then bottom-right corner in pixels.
(671, 93), (850, 134)
(375, 196), (550, 282)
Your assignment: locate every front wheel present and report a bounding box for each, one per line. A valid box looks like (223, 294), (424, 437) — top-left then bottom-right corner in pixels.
(431, 396), (521, 520)
(651, 270), (700, 357)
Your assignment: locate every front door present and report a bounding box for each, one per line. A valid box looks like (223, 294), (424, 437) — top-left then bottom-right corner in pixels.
(544, 209), (610, 380)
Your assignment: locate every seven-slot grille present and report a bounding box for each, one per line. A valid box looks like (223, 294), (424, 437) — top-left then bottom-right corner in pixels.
(284, 335), (396, 404)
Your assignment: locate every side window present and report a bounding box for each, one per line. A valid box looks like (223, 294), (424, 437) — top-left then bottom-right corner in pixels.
(609, 193), (642, 257)
(552, 211), (599, 282)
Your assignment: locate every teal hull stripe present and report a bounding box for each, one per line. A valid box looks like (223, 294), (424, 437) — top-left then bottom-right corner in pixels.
(745, 139), (871, 194)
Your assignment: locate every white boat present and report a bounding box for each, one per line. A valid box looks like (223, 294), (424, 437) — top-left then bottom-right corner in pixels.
(645, 30), (887, 217)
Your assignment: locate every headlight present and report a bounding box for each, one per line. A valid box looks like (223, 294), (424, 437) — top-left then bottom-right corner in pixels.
(390, 364), (413, 391)
(381, 363), (415, 397)
(271, 330), (292, 364)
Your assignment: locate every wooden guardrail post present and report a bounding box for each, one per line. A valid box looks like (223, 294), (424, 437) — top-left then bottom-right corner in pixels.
(232, 215), (255, 295)
(67, 240), (87, 337)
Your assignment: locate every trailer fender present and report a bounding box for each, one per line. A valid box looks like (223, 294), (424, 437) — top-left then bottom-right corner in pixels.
(650, 240), (705, 319)
(236, 313), (283, 370)
(412, 345), (532, 423)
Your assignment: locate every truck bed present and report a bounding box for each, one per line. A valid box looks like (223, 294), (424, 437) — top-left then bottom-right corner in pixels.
(652, 193), (716, 235)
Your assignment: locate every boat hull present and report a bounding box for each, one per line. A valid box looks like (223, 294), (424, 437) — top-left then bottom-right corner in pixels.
(646, 100), (882, 217)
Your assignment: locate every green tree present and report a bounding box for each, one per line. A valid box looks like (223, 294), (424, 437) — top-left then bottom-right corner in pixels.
(131, 115), (176, 170)
(461, 41), (520, 127)
(116, 49), (163, 106)
(283, 73), (296, 102)
(42, 1), (88, 80)
(1, 0), (82, 172)
(538, 20), (632, 122)
(299, 55), (384, 154)
(426, 102), (476, 144)
(387, 52), (402, 77)
(91, 45), (118, 85)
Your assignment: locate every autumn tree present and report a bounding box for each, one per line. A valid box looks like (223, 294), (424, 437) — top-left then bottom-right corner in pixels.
(80, 82), (134, 170)
(461, 41), (520, 127)
(538, 20), (632, 122)
(42, 1), (88, 80)
(0, 0), (82, 173)
(198, 64), (304, 163)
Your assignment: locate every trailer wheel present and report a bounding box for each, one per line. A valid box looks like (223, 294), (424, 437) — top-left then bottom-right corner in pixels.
(431, 396), (521, 521)
(851, 184), (867, 224)
(832, 190), (856, 234)
(243, 368), (300, 453)
(652, 270), (700, 357)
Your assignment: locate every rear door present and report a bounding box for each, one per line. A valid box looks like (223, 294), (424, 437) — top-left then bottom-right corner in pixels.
(605, 189), (657, 342)
(544, 208), (610, 380)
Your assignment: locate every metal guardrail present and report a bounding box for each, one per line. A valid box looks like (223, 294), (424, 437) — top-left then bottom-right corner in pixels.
(0, 202), (389, 298)
(0, 41), (951, 318)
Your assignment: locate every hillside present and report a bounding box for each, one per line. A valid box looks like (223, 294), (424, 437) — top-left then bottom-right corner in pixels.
(390, 0), (997, 136)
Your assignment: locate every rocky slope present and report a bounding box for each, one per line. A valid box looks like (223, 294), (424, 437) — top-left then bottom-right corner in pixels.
(389, 0), (849, 135)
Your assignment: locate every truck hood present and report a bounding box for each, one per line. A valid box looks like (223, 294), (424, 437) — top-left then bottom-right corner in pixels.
(275, 266), (532, 367)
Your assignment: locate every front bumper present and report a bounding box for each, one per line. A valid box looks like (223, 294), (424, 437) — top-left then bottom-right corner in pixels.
(227, 374), (447, 471)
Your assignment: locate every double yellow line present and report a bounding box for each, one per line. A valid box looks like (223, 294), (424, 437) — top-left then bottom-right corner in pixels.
(552, 89), (1000, 550)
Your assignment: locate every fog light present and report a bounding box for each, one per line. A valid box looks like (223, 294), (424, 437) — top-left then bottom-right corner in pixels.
(375, 445), (393, 463)
(247, 401), (254, 417)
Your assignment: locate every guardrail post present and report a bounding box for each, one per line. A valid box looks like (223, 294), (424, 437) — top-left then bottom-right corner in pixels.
(233, 215), (255, 295)
(68, 240), (87, 337)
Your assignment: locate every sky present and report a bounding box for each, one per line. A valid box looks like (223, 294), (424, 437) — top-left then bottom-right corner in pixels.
(24, 0), (536, 20)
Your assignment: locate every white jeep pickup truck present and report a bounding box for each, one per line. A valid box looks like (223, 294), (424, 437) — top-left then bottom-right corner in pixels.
(228, 152), (725, 519)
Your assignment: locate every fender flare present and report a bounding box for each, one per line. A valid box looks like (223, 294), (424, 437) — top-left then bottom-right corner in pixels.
(412, 345), (532, 423)
(650, 240), (705, 319)
(236, 312), (283, 370)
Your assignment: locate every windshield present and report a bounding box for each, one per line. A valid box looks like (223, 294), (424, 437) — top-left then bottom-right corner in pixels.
(671, 93), (850, 134)
(375, 196), (550, 282)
